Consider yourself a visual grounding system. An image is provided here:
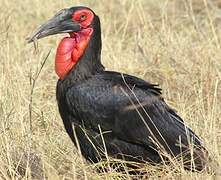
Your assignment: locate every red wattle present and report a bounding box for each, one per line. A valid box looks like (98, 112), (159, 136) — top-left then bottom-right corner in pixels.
(55, 28), (93, 79)
(55, 37), (76, 79)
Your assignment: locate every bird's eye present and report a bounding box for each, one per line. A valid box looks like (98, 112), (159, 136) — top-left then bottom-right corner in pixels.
(80, 14), (86, 21)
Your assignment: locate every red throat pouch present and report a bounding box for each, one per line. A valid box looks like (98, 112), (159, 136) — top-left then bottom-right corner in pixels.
(55, 28), (93, 79)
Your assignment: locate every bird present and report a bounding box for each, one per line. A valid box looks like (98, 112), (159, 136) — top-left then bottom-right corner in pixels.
(27, 6), (208, 172)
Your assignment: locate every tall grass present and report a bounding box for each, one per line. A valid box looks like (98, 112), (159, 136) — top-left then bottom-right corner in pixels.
(0, 0), (220, 179)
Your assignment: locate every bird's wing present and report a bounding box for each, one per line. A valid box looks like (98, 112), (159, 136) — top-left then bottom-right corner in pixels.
(65, 71), (204, 157)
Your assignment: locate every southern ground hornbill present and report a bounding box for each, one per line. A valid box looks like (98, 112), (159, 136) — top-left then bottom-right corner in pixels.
(28, 6), (208, 171)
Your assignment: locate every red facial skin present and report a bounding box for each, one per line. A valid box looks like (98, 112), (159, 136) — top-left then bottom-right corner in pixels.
(55, 9), (94, 79)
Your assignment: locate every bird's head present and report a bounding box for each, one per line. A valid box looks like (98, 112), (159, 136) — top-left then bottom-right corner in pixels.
(28, 6), (103, 80)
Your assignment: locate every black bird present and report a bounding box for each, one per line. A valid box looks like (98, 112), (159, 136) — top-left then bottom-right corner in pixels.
(28, 6), (208, 171)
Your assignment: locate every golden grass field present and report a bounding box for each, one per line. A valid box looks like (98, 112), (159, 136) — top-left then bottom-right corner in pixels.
(0, 0), (221, 179)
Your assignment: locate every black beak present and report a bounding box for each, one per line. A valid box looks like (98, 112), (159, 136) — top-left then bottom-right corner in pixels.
(27, 9), (80, 43)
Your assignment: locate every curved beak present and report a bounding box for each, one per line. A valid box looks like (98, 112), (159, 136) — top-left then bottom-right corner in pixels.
(27, 9), (80, 43)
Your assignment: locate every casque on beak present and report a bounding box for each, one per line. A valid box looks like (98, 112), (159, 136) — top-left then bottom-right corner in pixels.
(27, 9), (81, 43)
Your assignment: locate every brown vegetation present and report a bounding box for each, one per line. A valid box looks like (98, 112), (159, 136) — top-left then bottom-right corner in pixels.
(0, 0), (220, 179)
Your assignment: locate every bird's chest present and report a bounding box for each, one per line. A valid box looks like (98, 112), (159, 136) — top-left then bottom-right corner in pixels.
(56, 80), (79, 126)
(65, 82), (119, 130)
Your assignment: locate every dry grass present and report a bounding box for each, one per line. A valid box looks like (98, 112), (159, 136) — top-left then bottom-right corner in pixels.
(0, 0), (221, 179)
